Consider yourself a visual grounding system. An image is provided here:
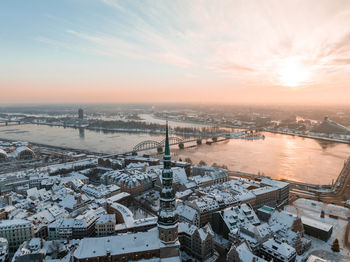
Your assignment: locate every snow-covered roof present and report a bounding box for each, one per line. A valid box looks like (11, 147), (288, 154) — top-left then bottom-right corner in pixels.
(260, 178), (289, 189)
(177, 204), (198, 221)
(96, 214), (115, 225)
(109, 203), (134, 226)
(252, 186), (277, 195)
(175, 189), (192, 199)
(0, 219), (31, 228)
(73, 230), (163, 259)
(59, 195), (78, 210)
(11, 146), (35, 158)
(306, 255), (329, 262)
(178, 222), (197, 235)
(0, 149), (8, 159)
(262, 238), (296, 258)
(230, 241), (267, 262)
(191, 197), (219, 212)
(198, 223), (214, 241)
(107, 192), (130, 203)
(171, 167), (188, 184)
(102, 170), (152, 189)
(301, 216), (333, 232)
(221, 204), (260, 232)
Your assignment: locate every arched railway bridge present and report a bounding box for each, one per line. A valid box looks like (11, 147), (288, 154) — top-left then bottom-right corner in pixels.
(132, 133), (230, 154)
(133, 137), (187, 153)
(103, 130), (261, 158)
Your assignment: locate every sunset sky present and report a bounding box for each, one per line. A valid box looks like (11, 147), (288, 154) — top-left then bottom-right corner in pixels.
(1, 0), (350, 105)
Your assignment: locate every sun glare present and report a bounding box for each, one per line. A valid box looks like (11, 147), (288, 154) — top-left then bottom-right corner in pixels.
(278, 57), (310, 88)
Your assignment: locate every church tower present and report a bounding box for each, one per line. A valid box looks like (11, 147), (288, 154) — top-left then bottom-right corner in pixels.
(158, 121), (178, 245)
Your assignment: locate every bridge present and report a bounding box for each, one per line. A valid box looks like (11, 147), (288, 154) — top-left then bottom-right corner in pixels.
(132, 133), (230, 154)
(0, 120), (23, 126)
(133, 137), (188, 153)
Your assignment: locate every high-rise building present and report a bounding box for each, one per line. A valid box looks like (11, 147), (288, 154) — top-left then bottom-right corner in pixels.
(158, 121), (179, 244)
(78, 108), (84, 120)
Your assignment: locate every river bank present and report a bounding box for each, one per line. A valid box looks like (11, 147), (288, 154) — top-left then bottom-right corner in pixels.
(1, 124), (349, 184)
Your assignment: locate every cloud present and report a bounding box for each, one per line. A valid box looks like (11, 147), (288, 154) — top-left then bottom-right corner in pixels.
(38, 0), (350, 87)
(332, 58), (350, 65)
(213, 62), (256, 73)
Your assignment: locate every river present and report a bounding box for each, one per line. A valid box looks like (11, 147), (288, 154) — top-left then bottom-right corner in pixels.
(1, 123), (350, 185)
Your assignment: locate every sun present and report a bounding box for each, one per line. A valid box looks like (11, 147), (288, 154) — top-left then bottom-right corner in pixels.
(278, 57), (310, 88)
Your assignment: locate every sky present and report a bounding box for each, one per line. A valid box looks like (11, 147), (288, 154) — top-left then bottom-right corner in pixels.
(1, 0), (350, 105)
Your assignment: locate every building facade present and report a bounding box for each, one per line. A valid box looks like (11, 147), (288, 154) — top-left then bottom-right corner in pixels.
(0, 219), (33, 253)
(178, 222), (214, 260)
(95, 214), (116, 237)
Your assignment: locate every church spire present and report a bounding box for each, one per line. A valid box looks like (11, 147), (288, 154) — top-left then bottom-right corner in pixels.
(158, 120), (178, 245)
(164, 120), (170, 158)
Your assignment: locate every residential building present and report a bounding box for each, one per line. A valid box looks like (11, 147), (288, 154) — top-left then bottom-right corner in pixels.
(301, 216), (333, 242)
(252, 186), (278, 209)
(48, 208), (104, 240)
(260, 178), (289, 205)
(177, 204), (200, 227)
(0, 238), (8, 262)
(259, 238), (296, 262)
(95, 214), (116, 237)
(189, 198), (220, 227)
(0, 219), (33, 253)
(178, 222), (215, 261)
(227, 241), (267, 262)
(107, 202), (157, 233)
(72, 121), (180, 261)
(212, 204), (260, 240)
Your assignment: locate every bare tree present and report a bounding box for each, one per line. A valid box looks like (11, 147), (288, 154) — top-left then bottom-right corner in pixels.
(199, 160), (207, 166)
(184, 158), (193, 164)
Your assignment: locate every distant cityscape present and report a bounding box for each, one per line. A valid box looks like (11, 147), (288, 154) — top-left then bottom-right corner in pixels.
(0, 105), (349, 261)
(3, 0), (350, 261)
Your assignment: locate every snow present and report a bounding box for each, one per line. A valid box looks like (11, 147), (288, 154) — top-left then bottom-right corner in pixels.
(231, 241), (267, 262)
(177, 204), (198, 221)
(285, 199), (350, 260)
(221, 204), (260, 232)
(301, 216), (333, 232)
(74, 230), (163, 259)
(96, 214), (115, 225)
(261, 178), (289, 189)
(262, 238), (296, 258)
(0, 219), (31, 228)
(107, 192), (130, 203)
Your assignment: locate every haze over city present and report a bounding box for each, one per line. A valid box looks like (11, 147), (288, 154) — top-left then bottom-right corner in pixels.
(2, 1), (350, 262)
(2, 0), (350, 104)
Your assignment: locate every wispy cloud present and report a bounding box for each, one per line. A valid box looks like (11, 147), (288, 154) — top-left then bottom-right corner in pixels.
(40, 0), (350, 86)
